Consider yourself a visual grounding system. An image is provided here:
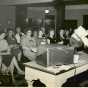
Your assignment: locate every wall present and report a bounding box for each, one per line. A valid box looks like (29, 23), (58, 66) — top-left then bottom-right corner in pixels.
(0, 4), (88, 30)
(0, 6), (15, 30)
(27, 7), (55, 19)
(65, 5), (88, 26)
(27, 5), (88, 27)
(0, 0), (53, 5)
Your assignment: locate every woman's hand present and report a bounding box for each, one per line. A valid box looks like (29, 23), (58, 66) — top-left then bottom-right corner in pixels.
(31, 47), (37, 53)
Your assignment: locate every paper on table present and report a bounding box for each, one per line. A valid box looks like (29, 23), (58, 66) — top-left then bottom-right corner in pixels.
(47, 65), (72, 72)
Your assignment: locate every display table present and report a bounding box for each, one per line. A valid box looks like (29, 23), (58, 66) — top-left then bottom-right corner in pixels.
(24, 52), (88, 87)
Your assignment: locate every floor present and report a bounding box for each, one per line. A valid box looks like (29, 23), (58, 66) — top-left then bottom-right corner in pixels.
(0, 73), (28, 87)
(62, 49), (88, 87)
(0, 53), (88, 87)
(0, 56), (29, 87)
(62, 70), (88, 87)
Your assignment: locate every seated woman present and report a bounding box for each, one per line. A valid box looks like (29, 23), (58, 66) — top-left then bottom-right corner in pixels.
(33, 30), (38, 46)
(38, 30), (47, 45)
(38, 30), (43, 39)
(21, 29), (37, 61)
(0, 32), (24, 74)
(6, 29), (22, 61)
(47, 29), (58, 44)
(0, 33), (10, 69)
(15, 26), (24, 44)
(63, 29), (70, 45)
(58, 29), (65, 44)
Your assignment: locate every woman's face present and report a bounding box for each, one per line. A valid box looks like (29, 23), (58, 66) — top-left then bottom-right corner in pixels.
(50, 30), (55, 37)
(16, 27), (21, 33)
(27, 30), (32, 37)
(39, 30), (43, 37)
(8, 30), (14, 37)
(60, 29), (64, 35)
(0, 33), (6, 40)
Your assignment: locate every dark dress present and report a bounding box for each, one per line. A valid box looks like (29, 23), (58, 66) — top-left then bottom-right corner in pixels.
(6, 36), (20, 57)
(48, 37), (58, 44)
(2, 54), (13, 67)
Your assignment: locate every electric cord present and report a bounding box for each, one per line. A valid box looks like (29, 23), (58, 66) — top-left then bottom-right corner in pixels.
(74, 63), (77, 76)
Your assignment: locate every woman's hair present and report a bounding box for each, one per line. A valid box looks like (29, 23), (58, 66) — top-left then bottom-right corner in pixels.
(7, 28), (15, 38)
(7, 28), (14, 32)
(49, 29), (54, 32)
(24, 27), (32, 34)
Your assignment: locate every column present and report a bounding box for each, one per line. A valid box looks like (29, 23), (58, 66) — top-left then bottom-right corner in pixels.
(16, 6), (27, 32)
(54, 0), (65, 30)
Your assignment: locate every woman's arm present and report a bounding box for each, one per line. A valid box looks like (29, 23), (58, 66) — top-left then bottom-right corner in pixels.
(0, 40), (11, 55)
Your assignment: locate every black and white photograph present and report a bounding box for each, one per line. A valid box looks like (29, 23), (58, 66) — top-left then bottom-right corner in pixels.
(0, 0), (88, 87)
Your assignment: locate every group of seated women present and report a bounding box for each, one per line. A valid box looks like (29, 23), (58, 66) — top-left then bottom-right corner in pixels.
(0, 31), (24, 75)
(0, 26), (86, 75)
(21, 27), (73, 61)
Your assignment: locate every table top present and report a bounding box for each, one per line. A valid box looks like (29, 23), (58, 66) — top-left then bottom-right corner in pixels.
(24, 51), (88, 75)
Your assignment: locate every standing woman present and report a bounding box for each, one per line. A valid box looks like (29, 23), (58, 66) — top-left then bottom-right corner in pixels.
(6, 29), (21, 61)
